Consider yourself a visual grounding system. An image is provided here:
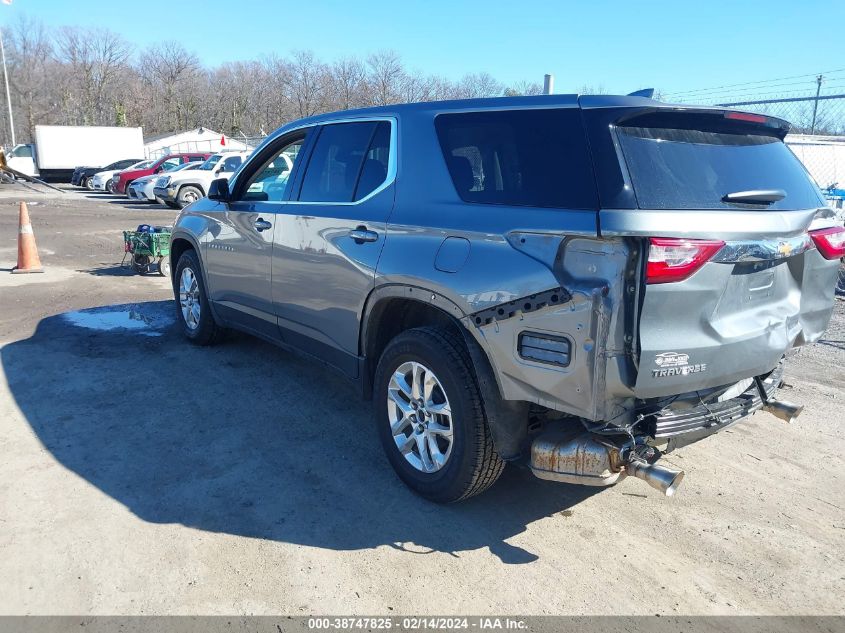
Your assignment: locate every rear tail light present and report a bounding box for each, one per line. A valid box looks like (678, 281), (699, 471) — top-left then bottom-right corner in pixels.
(646, 238), (725, 284)
(809, 226), (845, 259)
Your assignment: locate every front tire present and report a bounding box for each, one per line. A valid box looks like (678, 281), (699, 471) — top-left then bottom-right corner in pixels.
(374, 327), (504, 503)
(106, 178), (115, 194)
(174, 249), (223, 345)
(177, 185), (203, 208)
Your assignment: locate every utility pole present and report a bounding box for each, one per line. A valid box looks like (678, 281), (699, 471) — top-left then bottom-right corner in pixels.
(0, 27), (14, 146)
(543, 74), (554, 95)
(810, 74), (823, 135)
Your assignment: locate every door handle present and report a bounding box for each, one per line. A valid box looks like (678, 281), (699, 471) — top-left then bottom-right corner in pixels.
(254, 218), (272, 232)
(350, 226), (379, 244)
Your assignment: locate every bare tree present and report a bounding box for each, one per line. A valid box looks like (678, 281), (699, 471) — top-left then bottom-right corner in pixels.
(456, 72), (503, 99)
(330, 57), (367, 110)
(138, 41), (201, 131)
(5, 16), (54, 140)
(288, 50), (326, 118)
(367, 50), (404, 106)
(505, 80), (543, 96)
(54, 26), (131, 125)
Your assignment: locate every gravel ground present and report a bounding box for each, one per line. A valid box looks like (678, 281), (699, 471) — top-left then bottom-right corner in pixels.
(0, 185), (843, 616)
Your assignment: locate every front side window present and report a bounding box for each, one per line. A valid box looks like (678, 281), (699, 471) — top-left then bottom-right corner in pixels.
(298, 121), (390, 203)
(241, 137), (305, 202)
(198, 155), (222, 171)
(435, 108), (598, 209)
(221, 155), (243, 172)
(159, 157), (181, 171)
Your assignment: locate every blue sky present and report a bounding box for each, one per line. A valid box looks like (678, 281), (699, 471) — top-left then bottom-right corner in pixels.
(4, 0), (845, 99)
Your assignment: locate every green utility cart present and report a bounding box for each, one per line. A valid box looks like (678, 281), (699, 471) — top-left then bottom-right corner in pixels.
(122, 225), (172, 277)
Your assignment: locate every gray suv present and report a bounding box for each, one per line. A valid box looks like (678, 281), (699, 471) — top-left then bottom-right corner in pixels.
(169, 94), (843, 503)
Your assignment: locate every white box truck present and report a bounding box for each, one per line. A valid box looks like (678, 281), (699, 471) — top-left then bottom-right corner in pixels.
(5, 125), (144, 182)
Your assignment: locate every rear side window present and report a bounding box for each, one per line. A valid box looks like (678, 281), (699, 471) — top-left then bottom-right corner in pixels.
(616, 115), (824, 210)
(299, 121), (391, 203)
(355, 122), (391, 200)
(434, 109), (598, 209)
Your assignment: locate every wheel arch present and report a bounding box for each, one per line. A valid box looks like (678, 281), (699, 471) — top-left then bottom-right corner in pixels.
(177, 182), (207, 197)
(360, 284), (528, 460)
(169, 233), (223, 326)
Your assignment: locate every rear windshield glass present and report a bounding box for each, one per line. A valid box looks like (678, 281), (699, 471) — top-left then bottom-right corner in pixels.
(435, 109), (598, 209)
(617, 120), (823, 210)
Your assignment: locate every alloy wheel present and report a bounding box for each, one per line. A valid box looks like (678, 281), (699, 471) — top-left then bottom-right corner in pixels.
(179, 267), (201, 330)
(387, 361), (454, 473)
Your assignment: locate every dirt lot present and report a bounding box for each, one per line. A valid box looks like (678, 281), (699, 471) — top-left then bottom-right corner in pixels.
(0, 185), (843, 616)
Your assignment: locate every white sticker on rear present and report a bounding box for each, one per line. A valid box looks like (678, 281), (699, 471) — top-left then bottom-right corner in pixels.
(652, 352), (707, 378)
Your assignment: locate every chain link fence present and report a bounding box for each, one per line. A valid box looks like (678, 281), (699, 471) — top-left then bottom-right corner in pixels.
(711, 94), (845, 209)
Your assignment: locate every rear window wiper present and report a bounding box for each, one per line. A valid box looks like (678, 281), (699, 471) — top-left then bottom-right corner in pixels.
(722, 189), (786, 204)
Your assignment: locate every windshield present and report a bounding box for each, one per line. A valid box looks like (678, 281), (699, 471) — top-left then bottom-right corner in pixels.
(616, 114), (823, 210)
(198, 155), (223, 171)
(129, 160), (153, 170)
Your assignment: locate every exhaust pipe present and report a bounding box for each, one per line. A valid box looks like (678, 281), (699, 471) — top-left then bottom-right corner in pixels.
(762, 400), (803, 424)
(625, 459), (685, 497)
(754, 376), (804, 423)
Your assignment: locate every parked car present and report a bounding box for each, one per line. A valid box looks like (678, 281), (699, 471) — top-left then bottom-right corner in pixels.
(91, 160), (152, 193)
(153, 151), (251, 209)
(114, 153), (210, 195)
(169, 95), (843, 503)
(72, 158), (143, 189)
(127, 161), (204, 202)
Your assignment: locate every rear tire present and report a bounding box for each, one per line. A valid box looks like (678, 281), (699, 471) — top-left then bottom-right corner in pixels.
(374, 326), (504, 503)
(174, 249), (223, 345)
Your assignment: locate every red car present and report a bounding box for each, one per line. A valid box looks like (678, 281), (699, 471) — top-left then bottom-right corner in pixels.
(114, 153), (211, 195)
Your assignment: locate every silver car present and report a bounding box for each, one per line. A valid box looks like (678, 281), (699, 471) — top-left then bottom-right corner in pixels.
(169, 94), (843, 503)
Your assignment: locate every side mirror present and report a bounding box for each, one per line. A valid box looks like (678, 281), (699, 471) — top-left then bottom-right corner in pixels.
(208, 178), (230, 201)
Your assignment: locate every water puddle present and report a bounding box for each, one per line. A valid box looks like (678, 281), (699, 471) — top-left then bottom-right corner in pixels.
(62, 304), (174, 337)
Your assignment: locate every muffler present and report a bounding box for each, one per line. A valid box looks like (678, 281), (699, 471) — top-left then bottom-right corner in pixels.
(529, 431), (684, 496)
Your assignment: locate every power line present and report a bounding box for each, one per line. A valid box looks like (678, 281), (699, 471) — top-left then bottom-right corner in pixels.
(671, 79), (838, 102)
(671, 82), (845, 105)
(663, 67), (845, 98)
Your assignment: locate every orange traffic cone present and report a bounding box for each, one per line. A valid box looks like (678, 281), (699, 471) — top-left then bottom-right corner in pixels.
(12, 201), (44, 274)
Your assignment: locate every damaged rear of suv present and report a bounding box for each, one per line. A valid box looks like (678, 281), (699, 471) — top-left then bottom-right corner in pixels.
(171, 94), (843, 503)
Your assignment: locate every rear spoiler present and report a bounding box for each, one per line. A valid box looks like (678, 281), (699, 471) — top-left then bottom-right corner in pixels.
(611, 106), (791, 140)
